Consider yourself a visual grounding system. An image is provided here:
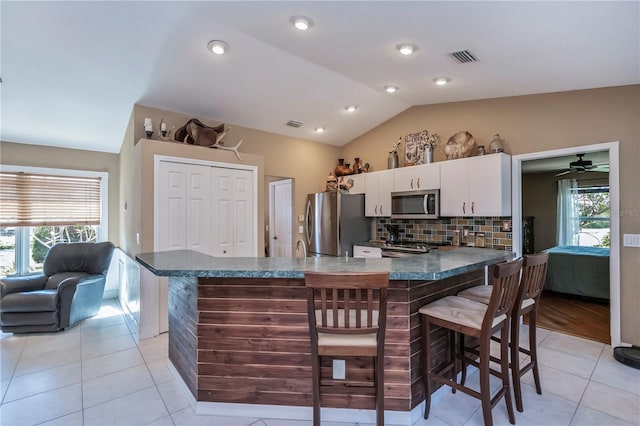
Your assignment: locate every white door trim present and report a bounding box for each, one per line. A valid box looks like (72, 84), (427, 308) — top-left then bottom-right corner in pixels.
(511, 141), (622, 347)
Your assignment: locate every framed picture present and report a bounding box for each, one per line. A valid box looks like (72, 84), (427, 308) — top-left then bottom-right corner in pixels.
(404, 130), (427, 166)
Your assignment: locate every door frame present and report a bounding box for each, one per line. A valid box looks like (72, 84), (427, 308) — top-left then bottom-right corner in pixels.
(511, 141), (622, 347)
(268, 178), (293, 257)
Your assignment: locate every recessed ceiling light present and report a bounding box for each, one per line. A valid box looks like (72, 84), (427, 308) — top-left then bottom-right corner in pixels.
(345, 105), (358, 112)
(384, 85), (398, 93)
(291, 16), (313, 31)
(434, 77), (450, 86)
(207, 40), (228, 55)
(396, 44), (417, 55)
(314, 126), (325, 133)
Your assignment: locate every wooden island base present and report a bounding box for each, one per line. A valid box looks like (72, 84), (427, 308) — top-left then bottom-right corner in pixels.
(167, 269), (485, 423)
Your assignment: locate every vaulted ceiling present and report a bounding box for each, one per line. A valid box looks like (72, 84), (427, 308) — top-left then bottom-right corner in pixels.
(1, 1), (638, 154)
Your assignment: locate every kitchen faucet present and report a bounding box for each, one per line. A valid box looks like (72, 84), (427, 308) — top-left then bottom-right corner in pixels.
(295, 239), (307, 258)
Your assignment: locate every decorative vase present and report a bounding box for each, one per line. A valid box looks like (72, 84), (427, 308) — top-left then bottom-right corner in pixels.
(425, 144), (434, 164)
(344, 163), (353, 175)
(353, 158), (363, 174)
(326, 172), (338, 191)
(388, 152), (399, 169)
(490, 134), (506, 153)
(335, 159), (349, 176)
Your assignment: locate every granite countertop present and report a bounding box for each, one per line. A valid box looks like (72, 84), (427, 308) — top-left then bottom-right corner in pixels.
(135, 248), (514, 281)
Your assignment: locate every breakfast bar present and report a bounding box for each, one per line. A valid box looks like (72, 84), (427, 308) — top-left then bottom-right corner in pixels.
(136, 248), (513, 424)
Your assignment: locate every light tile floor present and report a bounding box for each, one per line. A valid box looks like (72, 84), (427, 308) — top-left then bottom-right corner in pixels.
(0, 299), (638, 426)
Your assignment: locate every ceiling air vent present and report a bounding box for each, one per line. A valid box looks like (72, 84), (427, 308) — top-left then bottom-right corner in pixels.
(450, 50), (478, 64)
(286, 120), (303, 128)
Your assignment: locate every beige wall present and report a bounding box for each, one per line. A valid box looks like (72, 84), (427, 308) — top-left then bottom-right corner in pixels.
(0, 141), (120, 245)
(121, 105), (341, 257)
(343, 85), (640, 345)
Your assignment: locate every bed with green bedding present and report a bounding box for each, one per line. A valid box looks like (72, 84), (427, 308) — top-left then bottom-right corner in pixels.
(543, 245), (610, 300)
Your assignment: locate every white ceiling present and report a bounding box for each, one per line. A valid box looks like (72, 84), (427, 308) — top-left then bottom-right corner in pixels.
(1, 1), (638, 154)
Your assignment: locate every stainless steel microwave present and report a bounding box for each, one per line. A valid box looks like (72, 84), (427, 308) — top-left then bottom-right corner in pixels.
(391, 189), (439, 219)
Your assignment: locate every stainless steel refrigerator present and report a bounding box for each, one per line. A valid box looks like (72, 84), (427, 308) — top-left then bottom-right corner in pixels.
(305, 192), (371, 257)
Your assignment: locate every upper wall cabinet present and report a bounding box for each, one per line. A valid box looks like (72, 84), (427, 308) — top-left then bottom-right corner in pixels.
(440, 153), (511, 217)
(365, 169), (393, 217)
(393, 163), (440, 192)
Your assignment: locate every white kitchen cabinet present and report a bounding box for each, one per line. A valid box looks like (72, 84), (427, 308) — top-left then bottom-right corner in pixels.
(365, 169), (393, 217)
(440, 153), (511, 217)
(347, 173), (366, 194)
(393, 163), (440, 192)
(353, 245), (382, 258)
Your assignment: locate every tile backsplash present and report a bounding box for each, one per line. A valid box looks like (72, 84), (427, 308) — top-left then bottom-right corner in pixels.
(376, 217), (513, 251)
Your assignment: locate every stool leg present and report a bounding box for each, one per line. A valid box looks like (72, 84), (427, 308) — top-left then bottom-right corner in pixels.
(501, 323), (516, 424)
(458, 331), (466, 388)
(422, 316), (432, 419)
(311, 350), (321, 426)
(529, 308), (542, 395)
(511, 313), (524, 412)
(375, 353), (385, 425)
(479, 335), (494, 426)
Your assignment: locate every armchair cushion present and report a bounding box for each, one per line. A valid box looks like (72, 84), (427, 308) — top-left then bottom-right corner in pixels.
(44, 242), (113, 276)
(0, 275), (48, 297)
(1, 290), (58, 312)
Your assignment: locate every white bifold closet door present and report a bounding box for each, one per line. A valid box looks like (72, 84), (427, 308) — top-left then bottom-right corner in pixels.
(157, 161), (212, 255)
(211, 167), (254, 257)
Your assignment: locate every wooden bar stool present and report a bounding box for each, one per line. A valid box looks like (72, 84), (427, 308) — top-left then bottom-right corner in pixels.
(419, 258), (523, 426)
(457, 252), (549, 412)
(305, 271), (389, 426)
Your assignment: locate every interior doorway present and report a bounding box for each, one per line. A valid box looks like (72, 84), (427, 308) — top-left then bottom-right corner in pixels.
(267, 178), (293, 257)
(511, 141), (621, 347)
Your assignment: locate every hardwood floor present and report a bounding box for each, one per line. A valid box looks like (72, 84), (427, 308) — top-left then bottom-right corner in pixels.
(525, 291), (610, 344)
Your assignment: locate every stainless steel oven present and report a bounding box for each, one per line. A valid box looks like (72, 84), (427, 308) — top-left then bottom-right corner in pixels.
(391, 189), (439, 219)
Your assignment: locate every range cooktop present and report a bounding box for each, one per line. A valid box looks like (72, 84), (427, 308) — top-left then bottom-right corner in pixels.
(382, 241), (446, 253)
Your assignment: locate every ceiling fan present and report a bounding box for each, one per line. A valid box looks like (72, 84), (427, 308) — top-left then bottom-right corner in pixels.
(555, 153), (607, 176)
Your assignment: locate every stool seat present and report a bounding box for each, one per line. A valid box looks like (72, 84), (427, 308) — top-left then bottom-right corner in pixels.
(418, 296), (506, 331)
(458, 285), (535, 310)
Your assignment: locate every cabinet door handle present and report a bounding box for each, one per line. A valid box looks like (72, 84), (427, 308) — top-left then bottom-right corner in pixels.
(417, 178), (420, 188)
(471, 201), (475, 214)
(463, 202), (466, 214)
(410, 178), (414, 189)
(380, 205), (383, 215)
(375, 205), (378, 215)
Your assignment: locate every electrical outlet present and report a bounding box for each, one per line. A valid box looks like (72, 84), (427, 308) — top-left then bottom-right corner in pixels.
(298, 214), (305, 222)
(298, 225), (304, 233)
(333, 359), (346, 380)
(623, 234), (640, 247)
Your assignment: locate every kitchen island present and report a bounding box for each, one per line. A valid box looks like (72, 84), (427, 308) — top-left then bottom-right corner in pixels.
(136, 248), (513, 424)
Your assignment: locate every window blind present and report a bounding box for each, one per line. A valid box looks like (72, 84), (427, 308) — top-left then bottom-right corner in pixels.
(0, 172), (102, 226)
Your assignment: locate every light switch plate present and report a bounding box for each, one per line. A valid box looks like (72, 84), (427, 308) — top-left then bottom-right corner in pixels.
(298, 225), (304, 233)
(298, 214), (305, 222)
(333, 359), (346, 380)
(623, 234), (640, 247)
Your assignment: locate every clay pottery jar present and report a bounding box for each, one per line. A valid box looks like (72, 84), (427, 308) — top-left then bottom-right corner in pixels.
(344, 163), (353, 175)
(335, 159), (349, 176)
(353, 158), (363, 174)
